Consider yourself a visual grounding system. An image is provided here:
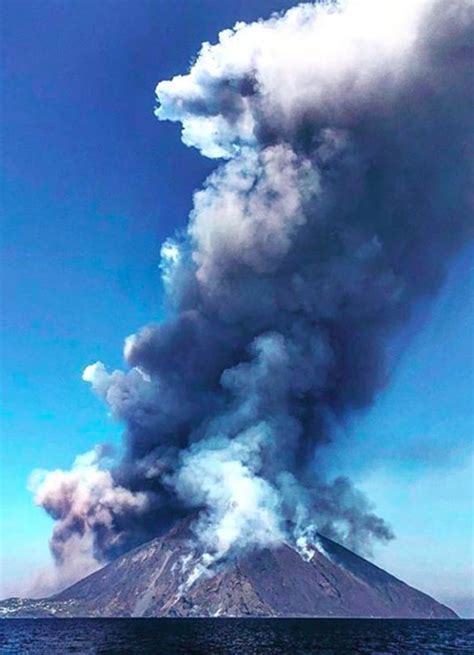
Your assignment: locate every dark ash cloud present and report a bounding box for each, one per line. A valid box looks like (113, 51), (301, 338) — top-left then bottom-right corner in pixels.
(31, 0), (473, 583)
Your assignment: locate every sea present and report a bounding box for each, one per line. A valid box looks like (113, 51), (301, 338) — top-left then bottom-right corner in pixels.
(0, 618), (473, 654)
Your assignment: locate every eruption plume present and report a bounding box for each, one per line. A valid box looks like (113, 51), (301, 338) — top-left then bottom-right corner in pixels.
(32, 0), (473, 579)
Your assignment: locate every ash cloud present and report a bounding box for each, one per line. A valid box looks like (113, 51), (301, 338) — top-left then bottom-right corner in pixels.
(33, 0), (473, 577)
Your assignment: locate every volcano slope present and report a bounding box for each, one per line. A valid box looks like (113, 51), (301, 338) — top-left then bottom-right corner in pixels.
(0, 519), (456, 618)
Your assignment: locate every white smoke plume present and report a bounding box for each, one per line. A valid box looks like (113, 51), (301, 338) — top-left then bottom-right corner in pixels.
(32, 0), (473, 576)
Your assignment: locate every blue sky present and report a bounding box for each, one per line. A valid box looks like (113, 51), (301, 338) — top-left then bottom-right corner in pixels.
(1, 0), (473, 615)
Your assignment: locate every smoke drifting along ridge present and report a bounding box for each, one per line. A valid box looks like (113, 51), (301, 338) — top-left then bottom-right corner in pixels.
(32, 0), (473, 579)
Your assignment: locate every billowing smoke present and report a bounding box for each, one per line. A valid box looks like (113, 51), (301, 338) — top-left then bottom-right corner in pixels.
(32, 0), (473, 577)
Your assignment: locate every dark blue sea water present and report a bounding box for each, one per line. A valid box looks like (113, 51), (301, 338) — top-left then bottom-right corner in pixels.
(0, 619), (472, 654)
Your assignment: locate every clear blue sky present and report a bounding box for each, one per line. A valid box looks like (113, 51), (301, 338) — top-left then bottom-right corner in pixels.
(1, 0), (473, 615)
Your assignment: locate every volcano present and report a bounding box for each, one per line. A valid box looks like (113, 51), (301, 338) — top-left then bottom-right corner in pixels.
(0, 518), (456, 618)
